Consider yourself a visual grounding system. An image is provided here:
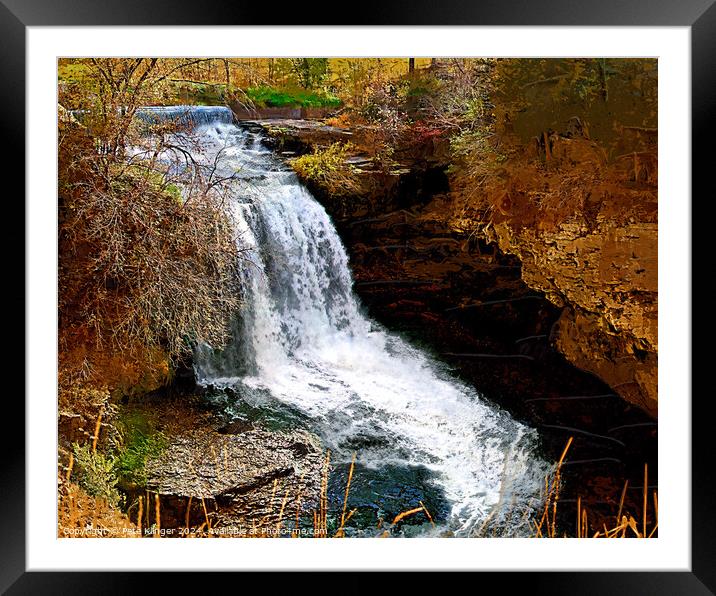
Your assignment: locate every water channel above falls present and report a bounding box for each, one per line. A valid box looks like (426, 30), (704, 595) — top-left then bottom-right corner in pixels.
(142, 106), (551, 537)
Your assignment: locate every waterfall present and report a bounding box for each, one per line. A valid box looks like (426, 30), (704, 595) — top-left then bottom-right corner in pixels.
(137, 105), (235, 127)
(155, 106), (549, 536)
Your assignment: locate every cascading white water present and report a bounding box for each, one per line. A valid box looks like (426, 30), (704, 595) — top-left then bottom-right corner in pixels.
(155, 106), (549, 536)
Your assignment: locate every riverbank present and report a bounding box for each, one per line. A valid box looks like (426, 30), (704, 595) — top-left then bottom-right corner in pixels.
(59, 388), (327, 538)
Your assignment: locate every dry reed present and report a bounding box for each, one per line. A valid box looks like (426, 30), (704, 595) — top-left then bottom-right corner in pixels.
(334, 452), (357, 537)
(185, 495), (193, 533)
(201, 497), (211, 531)
(137, 495), (143, 532)
(276, 487), (291, 532)
(314, 450), (331, 538)
(535, 436), (573, 538)
(533, 437), (657, 539)
(91, 406), (104, 453)
(155, 493), (161, 537)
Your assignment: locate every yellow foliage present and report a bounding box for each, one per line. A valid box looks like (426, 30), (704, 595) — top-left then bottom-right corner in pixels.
(290, 143), (362, 197)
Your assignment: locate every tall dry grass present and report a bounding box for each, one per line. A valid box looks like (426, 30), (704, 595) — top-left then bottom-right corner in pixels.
(533, 437), (658, 539)
(60, 440), (656, 539)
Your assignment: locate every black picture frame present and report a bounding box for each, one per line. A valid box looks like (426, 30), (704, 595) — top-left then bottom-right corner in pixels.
(7, 0), (712, 592)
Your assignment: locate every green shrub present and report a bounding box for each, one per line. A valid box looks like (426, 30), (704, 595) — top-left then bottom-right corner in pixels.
(114, 410), (168, 489)
(71, 443), (123, 506)
(246, 86), (341, 109)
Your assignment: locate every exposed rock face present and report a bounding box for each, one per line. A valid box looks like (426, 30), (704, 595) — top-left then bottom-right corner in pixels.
(311, 179), (657, 528)
(460, 129), (658, 416)
(229, 103), (336, 121)
(487, 222), (657, 415)
(145, 425), (324, 533)
(252, 118), (354, 155)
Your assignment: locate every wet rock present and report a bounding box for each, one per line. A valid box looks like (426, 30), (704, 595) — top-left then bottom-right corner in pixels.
(217, 419), (254, 435)
(252, 119), (353, 155)
(145, 426), (324, 532)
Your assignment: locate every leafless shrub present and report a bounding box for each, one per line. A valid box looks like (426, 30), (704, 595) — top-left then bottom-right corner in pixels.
(58, 59), (244, 386)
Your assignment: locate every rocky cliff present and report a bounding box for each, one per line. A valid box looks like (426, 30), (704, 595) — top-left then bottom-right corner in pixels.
(451, 129), (658, 416)
(485, 220), (657, 415)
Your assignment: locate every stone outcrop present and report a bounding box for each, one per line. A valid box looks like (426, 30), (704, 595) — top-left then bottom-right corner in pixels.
(252, 118), (354, 155)
(485, 221), (657, 415)
(229, 103), (337, 121)
(455, 129), (658, 416)
(145, 424), (324, 534)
